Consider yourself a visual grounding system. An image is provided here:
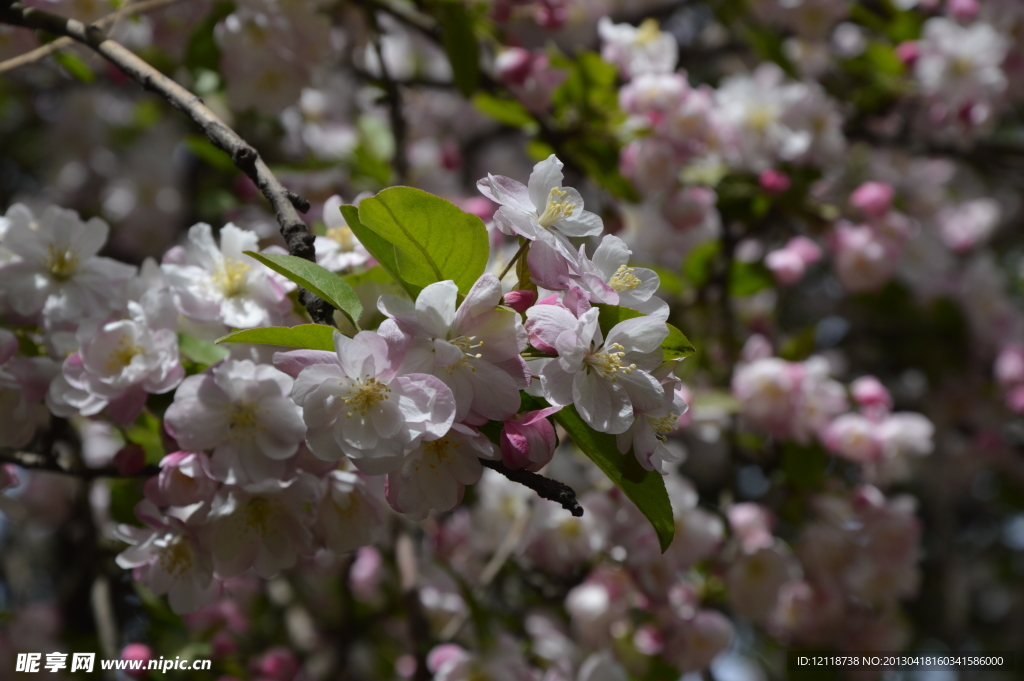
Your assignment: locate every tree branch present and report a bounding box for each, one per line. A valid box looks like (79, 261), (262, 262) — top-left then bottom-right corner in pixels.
(0, 449), (159, 479)
(480, 459), (583, 517)
(0, 0), (181, 74)
(0, 2), (334, 324)
(365, 8), (408, 184)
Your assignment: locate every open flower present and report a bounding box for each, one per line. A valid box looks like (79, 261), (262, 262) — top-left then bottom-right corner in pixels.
(314, 195), (370, 272)
(314, 470), (388, 554)
(384, 423), (498, 520)
(0, 204), (136, 324)
(115, 501), (219, 614)
(526, 306), (666, 434)
(205, 474), (318, 579)
(161, 223), (291, 329)
(288, 330), (456, 475)
(378, 275), (528, 424)
(476, 155), (603, 262)
(164, 359), (306, 484)
(575, 235), (668, 318)
(616, 382), (688, 473)
(47, 300), (184, 425)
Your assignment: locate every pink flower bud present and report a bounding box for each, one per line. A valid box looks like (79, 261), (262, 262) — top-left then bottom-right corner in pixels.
(114, 445), (145, 476)
(427, 644), (469, 674)
(535, 0), (566, 30)
(1006, 385), (1024, 414)
(500, 407), (562, 471)
(759, 169), (791, 194)
(765, 248), (806, 286)
(121, 643), (152, 678)
(503, 289), (536, 313)
(728, 503), (774, 554)
(850, 181), (895, 219)
(212, 631), (238, 658)
(947, 0), (979, 21)
(155, 451), (217, 507)
(895, 40), (919, 65)
(349, 546), (384, 602)
(850, 375), (892, 411)
(495, 48), (533, 85)
(786, 236), (822, 264)
(254, 647), (298, 681)
(996, 345), (1024, 386)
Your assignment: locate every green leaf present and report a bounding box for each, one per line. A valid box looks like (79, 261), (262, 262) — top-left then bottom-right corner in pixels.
(436, 2), (480, 97)
(729, 260), (773, 297)
(53, 51), (95, 83)
(595, 304), (695, 361)
(177, 333), (229, 366)
(472, 92), (537, 130)
(683, 240), (721, 288)
(184, 135), (236, 172)
(243, 251), (363, 328)
(344, 187), (489, 298)
(184, 0), (234, 71)
(125, 411), (166, 465)
(553, 404), (675, 552)
(216, 325), (337, 351)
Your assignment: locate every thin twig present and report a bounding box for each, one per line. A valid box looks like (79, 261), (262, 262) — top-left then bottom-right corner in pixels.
(498, 239), (530, 282)
(365, 10), (408, 184)
(396, 533), (431, 681)
(0, 449), (159, 479)
(480, 459), (583, 517)
(0, 0), (179, 74)
(0, 2), (333, 324)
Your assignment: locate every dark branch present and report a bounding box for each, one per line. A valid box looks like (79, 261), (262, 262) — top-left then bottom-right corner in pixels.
(0, 3), (333, 325)
(0, 450), (159, 479)
(365, 9), (408, 184)
(480, 459), (583, 517)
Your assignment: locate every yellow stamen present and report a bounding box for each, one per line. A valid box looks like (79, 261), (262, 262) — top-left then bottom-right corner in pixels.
(649, 413), (680, 441)
(746, 105), (776, 132)
(106, 334), (144, 372)
(243, 496), (277, 536)
(228, 402), (263, 436)
(586, 342), (636, 382)
(608, 264), (642, 291)
(343, 377), (391, 417)
(537, 187), (577, 228)
(212, 258), (251, 298)
(423, 437), (459, 468)
(46, 244), (78, 281)
(635, 18), (661, 45)
(326, 225), (356, 251)
(158, 535), (194, 578)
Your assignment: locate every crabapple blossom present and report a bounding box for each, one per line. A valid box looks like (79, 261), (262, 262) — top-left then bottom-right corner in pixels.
(287, 330), (455, 474)
(915, 18), (1009, 110)
(526, 306), (666, 434)
(384, 423), (498, 520)
(206, 474), (318, 579)
(662, 610), (735, 673)
(46, 300), (184, 425)
(850, 181), (895, 219)
(148, 451), (218, 508)
(727, 541), (801, 623)
(831, 221), (897, 292)
(935, 198), (1001, 253)
(0, 330), (55, 448)
(616, 382), (688, 473)
(0, 204), (136, 324)
(314, 195), (370, 272)
(164, 359), (306, 484)
(597, 18), (678, 78)
(314, 470), (388, 554)
(161, 223), (291, 329)
(574, 235), (668, 318)
(115, 503), (220, 614)
(477, 155), (603, 263)
(500, 406), (561, 471)
(378, 276), (528, 423)
(822, 412), (881, 462)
